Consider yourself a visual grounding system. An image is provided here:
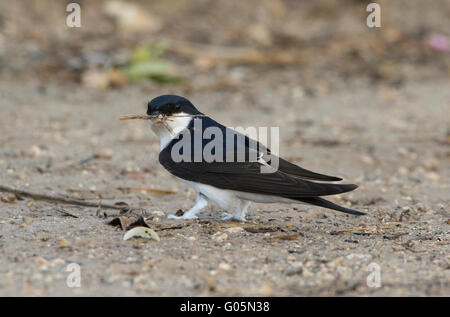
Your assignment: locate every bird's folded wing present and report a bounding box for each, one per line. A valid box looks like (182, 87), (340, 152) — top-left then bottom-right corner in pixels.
(270, 156), (343, 181)
(227, 143), (343, 182)
(160, 159), (357, 198)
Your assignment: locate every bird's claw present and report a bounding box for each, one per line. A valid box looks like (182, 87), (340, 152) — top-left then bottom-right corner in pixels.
(220, 212), (234, 221)
(167, 214), (198, 220)
(221, 212), (246, 222)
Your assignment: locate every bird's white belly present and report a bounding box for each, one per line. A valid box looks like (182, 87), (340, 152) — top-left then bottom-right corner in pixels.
(184, 181), (236, 208)
(235, 191), (298, 204)
(184, 181), (298, 208)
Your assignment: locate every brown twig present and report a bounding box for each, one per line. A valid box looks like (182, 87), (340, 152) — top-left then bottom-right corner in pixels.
(0, 185), (126, 210)
(331, 222), (402, 235)
(130, 187), (176, 194)
(120, 115), (151, 120)
(120, 114), (207, 121)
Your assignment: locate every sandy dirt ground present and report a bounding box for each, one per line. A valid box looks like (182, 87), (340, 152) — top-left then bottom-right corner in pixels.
(0, 0), (449, 297)
(0, 77), (448, 296)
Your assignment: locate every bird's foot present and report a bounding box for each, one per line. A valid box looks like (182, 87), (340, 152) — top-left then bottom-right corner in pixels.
(167, 214), (198, 220)
(221, 212), (246, 222)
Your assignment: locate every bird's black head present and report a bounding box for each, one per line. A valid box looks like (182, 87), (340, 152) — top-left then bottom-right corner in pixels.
(147, 95), (202, 117)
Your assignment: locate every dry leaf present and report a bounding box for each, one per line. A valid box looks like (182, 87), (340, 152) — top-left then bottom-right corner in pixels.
(123, 226), (160, 241)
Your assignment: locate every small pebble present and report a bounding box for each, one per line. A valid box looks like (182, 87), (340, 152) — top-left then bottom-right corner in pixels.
(22, 216), (33, 225)
(218, 262), (231, 271)
(225, 227), (244, 234)
(212, 232), (228, 242)
(1, 193), (17, 203)
(58, 240), (71, 248)
(152, 210), (165, 217)
(282, 263), (303, 276)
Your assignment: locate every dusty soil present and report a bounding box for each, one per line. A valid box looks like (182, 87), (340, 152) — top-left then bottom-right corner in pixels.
(0, 77), (448, 296)
(0, 0), (449, 297)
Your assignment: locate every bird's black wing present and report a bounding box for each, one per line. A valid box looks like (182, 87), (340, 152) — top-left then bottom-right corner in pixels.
(267, 155), (342, 181)
(159, 151), (357, 198)
(187, 116), (343, 182)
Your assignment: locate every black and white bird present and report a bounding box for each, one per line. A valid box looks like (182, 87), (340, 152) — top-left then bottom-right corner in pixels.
(145, 94), (364, 221)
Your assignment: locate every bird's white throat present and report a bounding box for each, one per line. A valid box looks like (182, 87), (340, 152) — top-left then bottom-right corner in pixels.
(148, 112), (193, 150)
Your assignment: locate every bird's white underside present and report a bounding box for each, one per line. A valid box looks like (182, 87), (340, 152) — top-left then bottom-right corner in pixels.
(149, 113), (298, 221)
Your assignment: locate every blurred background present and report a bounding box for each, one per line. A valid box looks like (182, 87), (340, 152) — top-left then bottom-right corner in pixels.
(0, 0), (449, 296)
(0, 0), (449, 90)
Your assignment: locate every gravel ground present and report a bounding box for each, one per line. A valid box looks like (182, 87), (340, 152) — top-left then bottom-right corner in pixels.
(0, 77), (448, 296)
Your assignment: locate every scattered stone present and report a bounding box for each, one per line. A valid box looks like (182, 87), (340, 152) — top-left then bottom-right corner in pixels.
(52, 258), (66, 265)
(35, 257), (49, 265)
(58, 239), (71, 248)
(152, 210), (165, 217)
(29, 145), (46, 158)
(225, 227), (244, 234)
(81, 68), (126, 90)
(425, 172), (439, 182)
(35, 232), (51, 242)
(361, 155), (374, 166)
(218, 262), (231, 271)
(422, 157), (438, 171)
(1, 193), (17, 203)
(212, 232), (228, 242)
(22, 216), (33, 225)
(282, 263), (303, 276)
(104, 0), (162, 33)
(397, 166), (409, 175)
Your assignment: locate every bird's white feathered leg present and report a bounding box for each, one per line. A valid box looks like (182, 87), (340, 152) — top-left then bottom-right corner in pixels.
(237, 200), (251, 221)
(168, 193), (208, 220)
(221, 200), (251, 222)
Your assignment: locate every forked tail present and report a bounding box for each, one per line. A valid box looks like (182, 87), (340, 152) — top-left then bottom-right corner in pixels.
(297, 196), (365, 216)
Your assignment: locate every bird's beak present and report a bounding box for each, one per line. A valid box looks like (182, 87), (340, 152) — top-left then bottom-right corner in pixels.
(150, 110), (161, 116)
